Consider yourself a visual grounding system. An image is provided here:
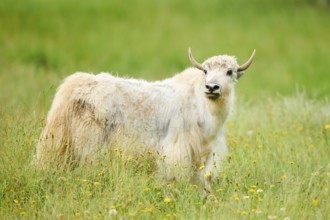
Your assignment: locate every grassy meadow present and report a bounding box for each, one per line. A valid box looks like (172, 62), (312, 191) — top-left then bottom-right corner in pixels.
(1, 0), (330, 219)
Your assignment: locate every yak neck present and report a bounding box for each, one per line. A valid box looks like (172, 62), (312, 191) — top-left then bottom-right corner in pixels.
(208, 88), (234, 124)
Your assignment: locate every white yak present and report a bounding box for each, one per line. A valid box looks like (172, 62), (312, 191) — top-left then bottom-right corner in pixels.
(35, 48), (256, 192)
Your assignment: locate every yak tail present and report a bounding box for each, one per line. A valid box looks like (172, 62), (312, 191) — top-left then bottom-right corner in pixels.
(33, 72), (94, 169)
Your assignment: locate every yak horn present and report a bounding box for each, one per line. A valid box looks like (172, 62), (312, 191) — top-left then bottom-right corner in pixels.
(188, 48), (204, 70)
(237, 49), (256, 72)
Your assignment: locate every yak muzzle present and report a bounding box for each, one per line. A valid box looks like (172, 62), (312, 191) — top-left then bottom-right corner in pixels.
(205, 83), (221, 100)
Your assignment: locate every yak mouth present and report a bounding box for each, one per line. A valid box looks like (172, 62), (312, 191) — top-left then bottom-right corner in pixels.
(205, 92), (220, 100)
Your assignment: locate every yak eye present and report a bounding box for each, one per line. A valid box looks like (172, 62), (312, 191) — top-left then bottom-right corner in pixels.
(203, 69), (207, 74)
(226, 69), (233, 76)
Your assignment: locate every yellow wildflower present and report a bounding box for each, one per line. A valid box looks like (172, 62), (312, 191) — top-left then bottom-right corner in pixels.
(142, 207), (153, 213)
(241, 211), (248, 216)
(125, 156), (134, 161)
(312, 197), (318, 206)
(113, 147), (122, 152)
(164, 197), (171, 203)
(192, 184), (198, 189)
(199, 165), (205, 170)
(324, 124), (330, 130)
(128, 212), (136, 217)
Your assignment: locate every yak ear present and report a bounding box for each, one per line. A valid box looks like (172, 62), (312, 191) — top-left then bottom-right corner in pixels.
(237, 71), (244, 79)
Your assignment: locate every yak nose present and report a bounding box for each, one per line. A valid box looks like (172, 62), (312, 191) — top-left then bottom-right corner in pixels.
(205, 84), (220, 92)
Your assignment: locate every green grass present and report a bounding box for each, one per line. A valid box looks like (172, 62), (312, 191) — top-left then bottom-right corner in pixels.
(0, 0), (329, 219)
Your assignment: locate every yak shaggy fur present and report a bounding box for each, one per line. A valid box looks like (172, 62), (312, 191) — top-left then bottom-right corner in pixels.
(35, 50), (254, 191)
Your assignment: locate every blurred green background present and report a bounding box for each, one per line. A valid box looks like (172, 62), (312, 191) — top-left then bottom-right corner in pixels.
(1, 1), (329, 219)
(0, 0), (329, 112)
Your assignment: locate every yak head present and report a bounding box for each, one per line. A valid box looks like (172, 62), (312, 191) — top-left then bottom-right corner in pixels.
(189, 48), (256, 100)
